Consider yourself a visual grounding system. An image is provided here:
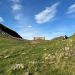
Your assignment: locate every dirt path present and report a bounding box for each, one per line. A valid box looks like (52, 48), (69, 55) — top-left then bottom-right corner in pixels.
(28, 40), (50, 44)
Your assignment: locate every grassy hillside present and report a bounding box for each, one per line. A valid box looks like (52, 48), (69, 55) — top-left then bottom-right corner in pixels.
(0, 34), (75, 75)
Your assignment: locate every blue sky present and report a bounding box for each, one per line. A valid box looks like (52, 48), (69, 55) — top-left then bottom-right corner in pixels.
(0, 0), (75, 40)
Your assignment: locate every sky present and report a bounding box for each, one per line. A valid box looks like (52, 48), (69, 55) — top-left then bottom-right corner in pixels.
(0, 0), (75, 40)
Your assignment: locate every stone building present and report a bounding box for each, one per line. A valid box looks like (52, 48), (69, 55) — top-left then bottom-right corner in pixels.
(33, 36), (45, 40)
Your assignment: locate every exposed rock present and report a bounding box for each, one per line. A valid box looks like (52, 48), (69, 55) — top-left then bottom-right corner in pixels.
(22, 52), (26, 55)
(0, 23), (22, 38)
(44, 49), (47, 50)
(45, 57), (49, 60)
(72, 54), (75, 56)
(49, 62), (55, 64)
(60, 48), (65, 51)
(0, 23), (28, 41)
(48, 54), (51, 57)
(44, 64), (47, 66)
(43, 53), (47, 58)
(25, 72), (30, 75)
(26, 57), (28, 58)
(69, 50), (74, 55)
(71, 51), (75, 56)
(68, 53), (71, 56)
(11, 63), (24, 70)
(65, 47), (69, 51)
(70, 50), (73, 52)
(52, 53), (53, 54)
(62, 48), (65, 51)
(4, 55), (10, 58)
(64, 57), (69, 59)
(0, 56), (3, 58)
(65, 53), (68, 56)
(53, 56), (55, 58)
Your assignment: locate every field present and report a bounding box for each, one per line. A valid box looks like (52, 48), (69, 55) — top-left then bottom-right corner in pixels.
(0, 34), (75, 75)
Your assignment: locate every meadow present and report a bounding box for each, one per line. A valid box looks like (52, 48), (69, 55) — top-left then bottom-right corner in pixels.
(0, 34), (75, 75)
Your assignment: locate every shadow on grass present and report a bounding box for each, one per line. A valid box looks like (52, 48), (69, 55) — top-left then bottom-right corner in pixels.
(0, 70), (4, 73)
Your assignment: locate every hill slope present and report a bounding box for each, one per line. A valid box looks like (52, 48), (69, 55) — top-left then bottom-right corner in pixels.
(0, 34), (75, 75)
(0, 23), (29, 41)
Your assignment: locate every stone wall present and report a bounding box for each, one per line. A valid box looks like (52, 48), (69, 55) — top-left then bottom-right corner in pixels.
(0, 23), (22, 38)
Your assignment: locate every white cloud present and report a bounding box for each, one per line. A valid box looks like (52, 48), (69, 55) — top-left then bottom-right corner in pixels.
(10, 0), (21, 3)
(66, 4), (75, 14)
(11, 4), (22, 11)
(14, 14), (22, 20)
(35, 2), (60, 24)
(0, 17), (4, 22)
(28, 26), (32, 27)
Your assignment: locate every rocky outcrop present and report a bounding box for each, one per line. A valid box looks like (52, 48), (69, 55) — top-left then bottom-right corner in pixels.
(0, 23), (22, 38)
(0, 23), (28, 41)
(11, 63), (25, 70)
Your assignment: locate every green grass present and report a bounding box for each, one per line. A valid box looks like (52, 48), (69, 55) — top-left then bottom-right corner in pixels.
(0, 34), (75, 75)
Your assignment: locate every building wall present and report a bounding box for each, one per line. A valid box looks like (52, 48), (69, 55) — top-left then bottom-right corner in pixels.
(33, 36), (45, 40)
